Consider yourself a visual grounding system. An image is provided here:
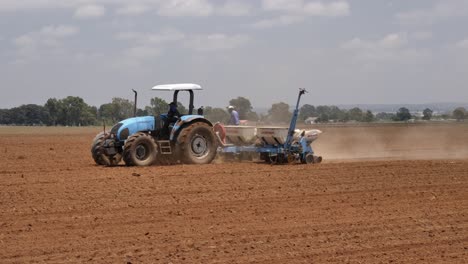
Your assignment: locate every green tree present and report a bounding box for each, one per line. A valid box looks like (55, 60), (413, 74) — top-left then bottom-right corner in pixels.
(99, 103), (115, 122)
(45, 98), (63, 126)
(229, 97), (253, 120)
(376, 112), (395, 121)
(363, 110), (374, 122)
(149, 97), (168, 115)
(268, 102), (291, 123)
(299, 104), (316, 121)
(316, 105), (331, 117)
(148, 97), (169, 115)
(111, 97), (134, 119)
(99, 98), (134, 123)
(8, 104), (49, 125)
(348, 107), (364, 122)
(453, 107), (466, 121)
(61, 96), (96, 126)
(422, 108), (433, 121)
(136, 108), (148, 116)
(315, 113), (329, 123)
(0, 109), (11, 124)
(203, 106), (229, 123)
(246, 111), (259, 121)
(176, 102), (188, 115)
(395, 107), (412, 121)
(329, 106), (346, 121)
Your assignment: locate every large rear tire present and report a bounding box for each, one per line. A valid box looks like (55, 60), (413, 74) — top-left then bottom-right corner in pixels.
(123, 132), (158, 166)
(177, 122), (217, 164)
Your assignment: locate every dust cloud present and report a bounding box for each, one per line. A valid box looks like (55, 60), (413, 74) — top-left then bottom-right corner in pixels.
(309, 123), (468, 161)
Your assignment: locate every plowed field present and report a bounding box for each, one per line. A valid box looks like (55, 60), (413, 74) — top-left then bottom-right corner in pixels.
(1, 124), (467, 263)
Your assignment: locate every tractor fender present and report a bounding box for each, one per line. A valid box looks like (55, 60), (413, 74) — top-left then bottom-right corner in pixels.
(170, 115), (213, 142)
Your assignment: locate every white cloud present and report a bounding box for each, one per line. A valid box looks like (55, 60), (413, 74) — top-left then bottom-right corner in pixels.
(341, 38), (370, 50)
(12, 25), (79, 61)
(115, 29), (185, 66)
(157, 0), (214, 17)
(113, 45), (163, 69)
(74, 4), (106, 19)
(14, 25), (79, 48)
(379, 33), (407, 49)
(396, 0), (468, 25)
(117, 29), (248, 54)
(262, 0), (304, 11)
(411, 31), (433, 41)
(74, 52), (104, 63)
(456, 38), (468, 49)
(116, 29), (185, 44)
(0, 1), (73, 11)
(255, 1), (349, 29)
(342, 33), (407, 51)
(0, 0), (348, 20)
(303, 1), (350, 16)
(125, 45), (162, 59)
(340, 33), (427, 63)
(115, 4), (152, 16)
(113, 31), (250, 69)
(216, 1), (252, 16)
(186, 34), (250, 51)
(262, 0), (349, 16)
(252, 15), (305, 29)
(40, 25), (79, 37)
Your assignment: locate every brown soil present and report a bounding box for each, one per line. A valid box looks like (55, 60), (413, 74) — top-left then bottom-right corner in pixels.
(0, 125), (467, 263)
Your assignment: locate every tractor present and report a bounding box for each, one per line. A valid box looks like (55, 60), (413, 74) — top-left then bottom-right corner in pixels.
(91, 83), (218, 166)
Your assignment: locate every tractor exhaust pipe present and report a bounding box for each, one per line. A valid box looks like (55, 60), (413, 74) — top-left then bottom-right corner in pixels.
(132, 89), (138, 117)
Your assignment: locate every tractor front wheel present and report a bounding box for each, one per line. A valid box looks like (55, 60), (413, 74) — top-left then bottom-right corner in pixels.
(91, 132), (107, 165)
(177, 122), (217, 164)
(91, 132), (122, 166)
(123, 132), (158, 166)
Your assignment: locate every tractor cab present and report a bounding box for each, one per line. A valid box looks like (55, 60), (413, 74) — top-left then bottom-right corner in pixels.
(152, 83), (203, 115)
(152, 83), (204, 139)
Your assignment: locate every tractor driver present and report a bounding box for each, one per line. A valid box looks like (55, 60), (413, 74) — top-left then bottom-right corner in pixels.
(162, 102), (181, 137)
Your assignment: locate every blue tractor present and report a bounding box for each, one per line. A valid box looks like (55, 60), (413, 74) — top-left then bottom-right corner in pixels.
(91, 83), (218, 166)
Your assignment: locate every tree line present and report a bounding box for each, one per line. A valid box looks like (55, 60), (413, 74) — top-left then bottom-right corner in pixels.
(0, 95), (467, 126)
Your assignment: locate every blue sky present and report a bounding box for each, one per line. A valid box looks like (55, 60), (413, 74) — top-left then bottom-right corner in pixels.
(1, 0), (467, 109)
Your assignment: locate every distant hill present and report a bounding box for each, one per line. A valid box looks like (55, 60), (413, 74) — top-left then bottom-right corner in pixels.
(254, 102), (468, 115)
(336, 103), (468, 114)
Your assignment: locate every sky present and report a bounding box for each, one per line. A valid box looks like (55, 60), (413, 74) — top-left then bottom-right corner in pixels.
(1, 0), (468, 109)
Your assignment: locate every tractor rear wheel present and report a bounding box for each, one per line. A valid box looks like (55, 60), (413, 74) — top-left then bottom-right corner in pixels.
(123, 132), (158, 166)
(91, 132), (122, 166)
(177, 122), (217, 164)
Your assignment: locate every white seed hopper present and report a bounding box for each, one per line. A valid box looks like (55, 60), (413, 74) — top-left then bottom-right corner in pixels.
(256, 127), (289, 145)
(224, 126), (257, 145)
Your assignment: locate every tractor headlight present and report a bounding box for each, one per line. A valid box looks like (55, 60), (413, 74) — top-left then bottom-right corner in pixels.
(119, 128), (129, 140)
(110, 122), (123, 134)
(110, 122), (123, 137)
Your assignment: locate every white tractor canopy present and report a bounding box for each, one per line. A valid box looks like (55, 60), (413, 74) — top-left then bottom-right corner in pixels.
(152, 83), (202, 91)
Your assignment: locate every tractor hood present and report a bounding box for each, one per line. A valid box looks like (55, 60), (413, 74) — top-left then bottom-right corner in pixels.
(110, 116), (155, 141)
